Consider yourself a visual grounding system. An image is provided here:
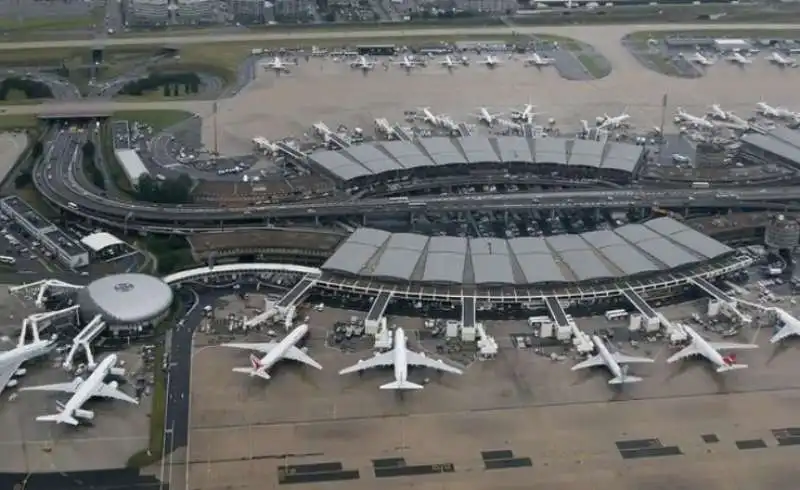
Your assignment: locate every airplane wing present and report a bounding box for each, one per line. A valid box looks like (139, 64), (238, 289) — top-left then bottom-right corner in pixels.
(771, 322), (800, 343)
(571, 354), (605, 371)
(94, 382), (138, 404)
(612, 352), (654, 364)
(405, 350), (463, 375)
(339, 350), (395, 375)
(21, 378), (82, 394)
(222, 342), (278, 354)
(706, 341), (758, 351)
(666, 344), (701, 363)
(283, 346), (323, 370)
(0, 357), (25, 396)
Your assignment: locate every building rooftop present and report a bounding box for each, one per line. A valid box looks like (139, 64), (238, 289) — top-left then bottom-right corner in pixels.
(78, 273), (174, 324)
(320, 217), (734, 286)
(308, 136), (644, 182)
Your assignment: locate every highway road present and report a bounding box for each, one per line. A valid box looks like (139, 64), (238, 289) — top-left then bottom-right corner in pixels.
(1, 23), (800, 50)
(29, 130), (800, 231)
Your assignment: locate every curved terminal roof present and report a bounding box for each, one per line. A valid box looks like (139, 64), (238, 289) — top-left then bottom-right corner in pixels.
(308, 136), (645, 182)
(78, 273), (174, 324)
(321, 217), (734, 286)
(81, 232), (125, 252)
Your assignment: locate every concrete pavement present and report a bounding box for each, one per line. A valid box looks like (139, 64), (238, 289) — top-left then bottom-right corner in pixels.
(0, 23), (797, 50)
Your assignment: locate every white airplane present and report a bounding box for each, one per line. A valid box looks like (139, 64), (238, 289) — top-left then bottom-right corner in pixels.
(339, 328), (462, 390)
(439, 55), (460, 70)
(222, 324), (322, 380)
(686, 52), (715, 66)
(478, 55), (502, 68)
(756, 102), (799, 119)
(418, 107), (441, 126)
(263, 56), (296, 74)
(524, 53), (554, 66)
(766, 307), (800, 343)
(350, 55), (376, 71)
(474, 107), (502, 126)
(394, 55), (424, 71)
(510, 104), (541, 123)
(571, 335), (654, 384)
(767, 51), (796, 67)
(708, 104), (728, 120)
(21, 354), (136, 426)
(666, 325), (757, 373)
(596, 111), (630, 129)
(674, 107), (715, 129)
(727, 51), (752, 65)
(0, 331), (55, 396)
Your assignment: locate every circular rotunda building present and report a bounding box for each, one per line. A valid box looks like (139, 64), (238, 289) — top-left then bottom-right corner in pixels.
(77, 273), (174, 331)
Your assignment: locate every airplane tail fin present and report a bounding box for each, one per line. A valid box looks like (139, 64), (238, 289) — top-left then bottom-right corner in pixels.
(609, 375), (642, 385)
(36, 413), (79, 425)
(716, 364), (748, 373)
(380, 380), (424, 390)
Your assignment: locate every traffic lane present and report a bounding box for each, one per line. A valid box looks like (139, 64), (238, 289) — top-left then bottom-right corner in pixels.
(37, 181), (791, 221)
(164, 288), (201, 453)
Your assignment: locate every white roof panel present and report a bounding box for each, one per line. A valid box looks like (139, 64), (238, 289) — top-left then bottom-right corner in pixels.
(422, 252), (465, 283)
(457, 136), (500, 163)
(495, 136), (533, 163)
(568, 139), (603, 168)
(81, 232), (124, 252)
(533, 138), (567, 165)
(417, 137), (467, 166)
(345, 144), (401, 174)
(114, 149), (149, 182)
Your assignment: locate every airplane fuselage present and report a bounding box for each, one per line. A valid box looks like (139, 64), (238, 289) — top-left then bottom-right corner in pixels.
(593, 336), (622, 378)
(393, 329), (409, 383)
(685, 328), (729, 368)
(256, 324), (309, 372)
(63, 354), (118, 416)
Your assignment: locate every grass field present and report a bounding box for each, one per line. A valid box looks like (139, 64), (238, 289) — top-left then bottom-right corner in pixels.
(0, 114), (39, 130)
(577, 54), (611, 78)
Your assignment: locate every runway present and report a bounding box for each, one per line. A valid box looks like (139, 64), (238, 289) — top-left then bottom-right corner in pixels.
(0, 22), (798, 50)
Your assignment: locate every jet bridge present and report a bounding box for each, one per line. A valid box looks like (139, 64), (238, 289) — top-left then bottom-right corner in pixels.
(63, 314), (107, 370)
(245, 274), (318, 329)
(461, 296), (477, 342)
(545, 297), (576, 341)
(24, 305), (80, 334)
(276, 275), (318, 309)
(456, 123), (472, 137)
(9, 279), (83, 307)
(313, 122), (350, 149)
(690, 277), (736, 305)
(621, 289), (661, 332)
(391, 125), (414, 142)
(365, 291), (393, 335)
(275, 142), (306, 162)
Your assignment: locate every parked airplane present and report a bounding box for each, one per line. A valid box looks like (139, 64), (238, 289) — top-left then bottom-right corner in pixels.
(666, 325), (757, 372)
(21, 354), (136, 426)
(572, 335), (654, 384)
(764, 307), (800, 343)
(478, 55), (502, 68)
(510, 104), (541, 124)
(419, 107), (441, 126)
(439, 55), (464, 70)
(596, 111), (630, 129)
(727, 51), (752, 65)
(339, 328), (462, 389)
(222, 324), (322, 380)
(674, 107), (715, 129)
(394, 55), (424, 71)
(0, 328), (55, 396)
(350, 55), (376, 71)
(767, 51), (796, 67)
(263, 56), (296, 74)
(685, 52), (715, 66)
(524, 53), (554, 66)
(756, 102), (799, 119)
(708, 104), (728, 120)
(474, 107), (502, 126)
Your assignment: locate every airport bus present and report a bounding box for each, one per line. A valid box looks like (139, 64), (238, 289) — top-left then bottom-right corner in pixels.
(0, 255), (16, 265)
(691, 182), (710, 189)
(604, 309), (628, 321)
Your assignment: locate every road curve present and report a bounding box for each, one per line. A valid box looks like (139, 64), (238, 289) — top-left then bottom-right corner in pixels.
(1, 23), (799, 50)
